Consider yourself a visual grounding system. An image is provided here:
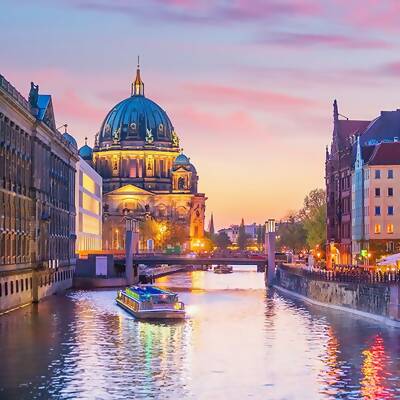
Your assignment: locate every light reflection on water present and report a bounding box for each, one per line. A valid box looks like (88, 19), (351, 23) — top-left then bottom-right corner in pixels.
(0, 269), (399, 399)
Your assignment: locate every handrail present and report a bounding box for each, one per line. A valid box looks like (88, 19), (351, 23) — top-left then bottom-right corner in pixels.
(279, 264), (400, 285)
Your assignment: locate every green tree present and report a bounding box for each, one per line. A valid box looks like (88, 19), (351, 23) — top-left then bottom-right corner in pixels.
(214, 232), (231, 249)
(256, 224), (266, 251)
(276, 212), (307, 253)
(298, 188), (326, 249)
(237, 218), (249, 250)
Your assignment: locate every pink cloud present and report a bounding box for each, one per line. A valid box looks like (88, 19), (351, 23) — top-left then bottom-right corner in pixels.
(53, 89), (106, 125)
(173, 106), (266, 138)
(183, 83), (316, 111)
(334, 0), (400, 32)
(63, 0), (321, 24)
(258, 32), (390, 49)
(381, 61), (400, 76)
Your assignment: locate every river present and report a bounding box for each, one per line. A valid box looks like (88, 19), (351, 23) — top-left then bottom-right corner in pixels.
(0, 267), (400, 399)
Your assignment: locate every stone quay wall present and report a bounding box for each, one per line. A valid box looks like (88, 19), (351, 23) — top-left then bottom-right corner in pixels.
(276, 265), (400, 326)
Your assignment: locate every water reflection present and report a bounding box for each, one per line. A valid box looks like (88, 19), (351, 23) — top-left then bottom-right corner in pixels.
(0, 269), (399, 399)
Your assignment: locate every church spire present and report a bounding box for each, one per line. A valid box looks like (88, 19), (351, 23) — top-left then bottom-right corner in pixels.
(208, 213), (215, 236)
(333, 99), (339, 122)
(131, 56), (144, 96)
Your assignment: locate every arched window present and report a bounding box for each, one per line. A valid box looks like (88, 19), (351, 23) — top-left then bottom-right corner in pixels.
(178, 177), (185, 190)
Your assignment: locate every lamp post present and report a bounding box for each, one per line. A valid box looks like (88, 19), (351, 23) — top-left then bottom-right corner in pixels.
(265, 219), (276, 286)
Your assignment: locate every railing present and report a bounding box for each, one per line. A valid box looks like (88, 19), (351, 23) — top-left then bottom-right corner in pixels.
(279, 264), (400, 284)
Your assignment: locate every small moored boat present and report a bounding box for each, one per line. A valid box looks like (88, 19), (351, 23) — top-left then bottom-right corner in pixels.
(116, 285), (185, 320)
(213, 265), (233, 274)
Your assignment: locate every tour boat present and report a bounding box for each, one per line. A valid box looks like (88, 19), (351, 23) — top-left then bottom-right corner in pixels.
(213, 265), (233, 274)
(116, 285), (185, 319)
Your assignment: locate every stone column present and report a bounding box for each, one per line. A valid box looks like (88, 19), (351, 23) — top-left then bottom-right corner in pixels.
(125, 218), (139, 285)
(265, 219), (276, 287)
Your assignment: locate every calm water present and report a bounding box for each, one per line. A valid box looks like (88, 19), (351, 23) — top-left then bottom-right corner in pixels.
(1, 267), (400, 400)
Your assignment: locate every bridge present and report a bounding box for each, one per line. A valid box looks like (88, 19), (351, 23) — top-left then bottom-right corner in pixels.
(128, 255), (267, 267)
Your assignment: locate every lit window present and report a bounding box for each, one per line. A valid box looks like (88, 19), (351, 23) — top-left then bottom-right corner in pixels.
(374, 224), (381, 234)
(388, 187), (394, 197)
(375, 188), (380, 197)
(82, 173), (96, 194)
(388, 169), (394, 179)
(82, 214), (100, 235)
(388, 206), (394, 216)
(387, 224), (394, 234)
(375, 169), (381, 179)
(375, 206), (381, 216)
(82, 193), (100, 215)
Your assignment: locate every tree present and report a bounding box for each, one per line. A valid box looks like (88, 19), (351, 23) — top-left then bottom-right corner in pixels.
(256, 224), (266, 252)
(298, 188), (326, 249)
(214, 232), (231, 249)
(276, 212), (307, 253)
(237, 218), (249, 250)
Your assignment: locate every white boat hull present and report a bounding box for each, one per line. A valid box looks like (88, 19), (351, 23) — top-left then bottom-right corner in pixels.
(116, 299), (186, 320)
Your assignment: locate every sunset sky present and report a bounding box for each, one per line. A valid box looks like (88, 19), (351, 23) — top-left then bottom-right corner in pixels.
(2, 0), (400, 229)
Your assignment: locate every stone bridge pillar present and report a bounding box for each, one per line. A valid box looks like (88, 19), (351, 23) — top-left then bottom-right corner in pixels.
(125, 218), (139, 285)
(265, 219), (276, 287)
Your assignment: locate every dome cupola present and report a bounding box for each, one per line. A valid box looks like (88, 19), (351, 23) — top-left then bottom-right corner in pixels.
(61, 124), (78, 148)
(97, 61), (179, 149)
(79, 137), (93, 160)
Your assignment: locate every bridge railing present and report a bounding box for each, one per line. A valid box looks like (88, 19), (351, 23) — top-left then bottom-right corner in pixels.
(279, 264), (400, 285)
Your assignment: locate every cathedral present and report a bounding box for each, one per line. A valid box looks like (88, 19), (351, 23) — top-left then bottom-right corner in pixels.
(79, 64), (206, 251)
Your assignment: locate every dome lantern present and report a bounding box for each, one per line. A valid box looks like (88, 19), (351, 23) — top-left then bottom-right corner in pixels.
(131, 56), (144, 97)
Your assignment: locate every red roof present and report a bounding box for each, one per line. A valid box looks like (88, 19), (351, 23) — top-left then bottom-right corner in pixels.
(368, 142), (400, 165)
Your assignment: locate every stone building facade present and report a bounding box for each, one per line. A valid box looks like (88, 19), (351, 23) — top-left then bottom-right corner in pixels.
(0, 74), (78, 313)
(79, 64), (206, 251)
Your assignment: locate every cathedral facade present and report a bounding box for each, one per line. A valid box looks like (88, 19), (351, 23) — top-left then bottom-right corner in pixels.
(79, 64), (206, 251)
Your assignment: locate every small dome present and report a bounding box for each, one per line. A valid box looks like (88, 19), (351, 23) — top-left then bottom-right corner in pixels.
(79, 144), (93, 160)
(63, 131), (77, 148)
(174, 153), (190, 165)
(173, 153), (197, 173)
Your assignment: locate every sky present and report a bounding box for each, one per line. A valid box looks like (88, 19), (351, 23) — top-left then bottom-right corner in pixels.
(2, 0), (400, 229)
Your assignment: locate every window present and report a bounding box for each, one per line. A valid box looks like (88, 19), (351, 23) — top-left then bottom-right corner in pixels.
(10, 281), (13, 294)
(16, 280), (19, 293)
(374, 224), (381, 234)
(21, 279), (24, 292)
(387, 224), (394, 234)
(375, 169), (381, 179)
(375, 188), (380, 197)
(388, 188), (393, 197)
(388, 206), (394, 216)
(5, 282), (8, 296)
(375, 206), (381, 216)
(388, 169), (394, 179)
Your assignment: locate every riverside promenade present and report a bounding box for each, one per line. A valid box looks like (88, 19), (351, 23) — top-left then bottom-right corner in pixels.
(274, 264), (400, 327)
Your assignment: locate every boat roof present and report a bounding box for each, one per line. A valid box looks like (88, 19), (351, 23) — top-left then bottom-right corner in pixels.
(127, 286), (175, 296)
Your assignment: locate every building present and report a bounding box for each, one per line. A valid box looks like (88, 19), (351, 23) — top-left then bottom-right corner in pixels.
(75, 150), (103, 254)
(0, 74), (78, 313)
(353, 137), (400, 264)
(80, 63), (206, 251)
(326, 100), (370, 265)
(218, 223), (262, 245)
(327, 102), (400, 265)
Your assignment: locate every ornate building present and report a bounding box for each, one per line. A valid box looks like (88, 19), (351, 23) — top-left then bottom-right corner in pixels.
(326, 100), (370, 266)
(79, 64), (206, 251)
(0, 74), (78, 313)
(327, 101), (400, 265)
